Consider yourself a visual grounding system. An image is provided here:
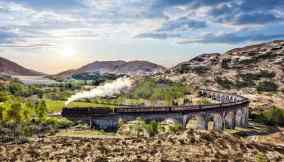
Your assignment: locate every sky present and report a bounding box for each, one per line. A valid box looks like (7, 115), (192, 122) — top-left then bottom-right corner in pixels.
(0, 0), (284, 74)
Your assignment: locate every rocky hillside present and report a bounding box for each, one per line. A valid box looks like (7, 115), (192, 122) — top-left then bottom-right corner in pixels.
(166, 40), (284, 110)
(52, 60), (166, 80)
(0, 57), (43, 76)
(1, 130), (283, 161)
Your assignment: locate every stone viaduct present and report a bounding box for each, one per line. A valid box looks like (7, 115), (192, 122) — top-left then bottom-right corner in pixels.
(62, 89), (249, 131)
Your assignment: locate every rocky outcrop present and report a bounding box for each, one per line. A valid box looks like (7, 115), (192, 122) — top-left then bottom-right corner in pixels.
(1, 130), (283, 161)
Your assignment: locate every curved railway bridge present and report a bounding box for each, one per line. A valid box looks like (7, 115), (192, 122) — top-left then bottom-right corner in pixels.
(62, 89), (249, 131)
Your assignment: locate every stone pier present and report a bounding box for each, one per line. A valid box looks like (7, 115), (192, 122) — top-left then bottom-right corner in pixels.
(225, 111), (236, 129)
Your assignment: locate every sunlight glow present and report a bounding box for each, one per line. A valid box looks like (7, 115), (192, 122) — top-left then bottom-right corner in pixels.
(62, 47), (76, 57)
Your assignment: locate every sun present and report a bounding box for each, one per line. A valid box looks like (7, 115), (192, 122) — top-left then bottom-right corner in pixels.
(62, 47), (76, 57)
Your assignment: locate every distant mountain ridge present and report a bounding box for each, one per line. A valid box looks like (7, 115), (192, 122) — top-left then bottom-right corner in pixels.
(0, 57), (43, 76)
(51, 60), (166, 80)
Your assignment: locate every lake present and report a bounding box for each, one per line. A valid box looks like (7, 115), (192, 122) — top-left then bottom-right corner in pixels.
(13, 75), (59, 85)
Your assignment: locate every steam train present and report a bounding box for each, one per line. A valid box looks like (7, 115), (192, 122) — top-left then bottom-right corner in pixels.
(62, 89), (250, 117)
(61, 99), (249, 117)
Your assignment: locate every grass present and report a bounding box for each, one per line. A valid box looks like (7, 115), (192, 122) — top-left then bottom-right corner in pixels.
(45, 100), (117, 113)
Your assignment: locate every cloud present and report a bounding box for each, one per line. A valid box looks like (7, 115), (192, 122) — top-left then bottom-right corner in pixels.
(207, 1), (284, 25)
(0, 0), (284, 47)
(0, 30), (17, 43)
(154, 0), (231, 9)
(158, 17), (207, 31)
(135, 32), (181, 39)
(179, 32), (284, 44)
(233, 12), (283, 25)
(7, 0), (83, 10)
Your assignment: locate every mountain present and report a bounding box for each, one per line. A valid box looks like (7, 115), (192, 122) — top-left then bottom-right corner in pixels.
(0, 57), (43, 76)
(51, 60), (166, 80)
(166, 40), (284, 111)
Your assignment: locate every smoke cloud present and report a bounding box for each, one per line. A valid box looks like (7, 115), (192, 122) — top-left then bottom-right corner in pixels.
(65, 77), (133, 106)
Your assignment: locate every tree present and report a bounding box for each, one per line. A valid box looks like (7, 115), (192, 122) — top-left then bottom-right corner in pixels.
(257, 81), (278, 92)
(0, 105), (5, 122)
(35, 100), (48, 120)
(21, 104), (33, 123)
(4, 103), (23, 124)
(0, 91), (10, 102)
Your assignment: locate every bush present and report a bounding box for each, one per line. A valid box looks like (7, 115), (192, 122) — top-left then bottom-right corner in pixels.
(252, 107), (284, 126)
(0, 91), (10, 102)
(215, 77), (234, 89)
(132, 78), (188, 105)
(259, 70), (275, 78)
(240, 71), (275, 82)
(176, 64), (191, 74)
(168, 123), (182, 133)
(256, 81), (278, 92)
(196, 98), (211, 105)
(221, 58), (231, 69)
(128, 118), (162, 137)
(235, 79), (256, 88)
(43, 117), (74, 129)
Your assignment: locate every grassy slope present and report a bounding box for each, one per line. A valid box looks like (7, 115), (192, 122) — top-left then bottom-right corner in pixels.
(45, 100), (116, 113)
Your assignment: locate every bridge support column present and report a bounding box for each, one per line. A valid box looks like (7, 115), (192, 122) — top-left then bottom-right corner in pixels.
(182, 115), (191, 128)
(235, 106), (249, 128)
(213, 113), (225, 130)
(196, 113), (210, 130)
(241, 106), (249, 128)
(235, 109), (242, 127)
(225, 111), (236, 129)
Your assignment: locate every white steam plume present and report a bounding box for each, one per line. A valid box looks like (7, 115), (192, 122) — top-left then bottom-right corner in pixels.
(65, 77), (133, 106)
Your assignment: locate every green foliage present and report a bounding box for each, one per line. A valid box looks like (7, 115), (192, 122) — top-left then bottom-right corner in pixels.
(175, 64), (209, 74)
(129, 118), (161, 137)
(255, 152), (268, 162)
(167, 123), (182, 133)
(259, 70), (276, 78)
(0, 97), (74, 141)
(43, 117), (74, 129)
(45, 99), (116, 113)
(44, 90), (72, 100)
(133, 78), (156, 99)
(176, 64), (191, 74)
(239, 53), (277, 65)
(196, 98), (211, 105)
(0, 91), (10, 102)
(143, 121), (160, 137)
(35, 100), (48, 120)
(72, 72), (123, 85)
(215, 77), (234, 89)
(4, 102), (24, 123)
(235, 79), (256, 88)
(2, 82), (43, 98)
(0, 105), (5, 121)
(240, 71), (275, 82)
(252, 107), (284, 126)
(221, 58), (231, 69)
(132, 78), (188, 105)
(128, 118), (183, 137)
(256, 81), (278, 92)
